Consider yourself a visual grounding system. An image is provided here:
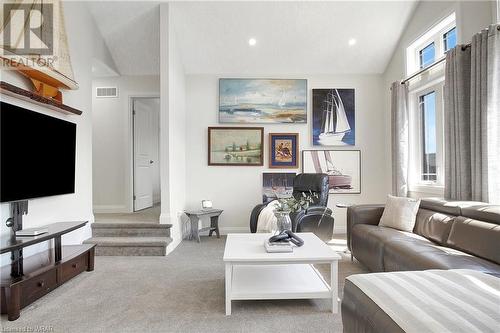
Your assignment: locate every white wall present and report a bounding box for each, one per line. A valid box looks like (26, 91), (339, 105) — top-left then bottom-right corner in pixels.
(92, 75), (160, 213)
(0, 2), (105, 264)
(185, 74), (388, 234)
(160, 3), (187, 252)
(382, 1), (495, 198)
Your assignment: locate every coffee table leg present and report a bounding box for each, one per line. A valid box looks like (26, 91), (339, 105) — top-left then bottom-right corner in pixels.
(225, 263), (232, 315)
(331, 261), (338, 314)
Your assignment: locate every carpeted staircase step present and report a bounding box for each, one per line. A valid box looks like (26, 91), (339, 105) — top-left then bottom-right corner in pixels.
(91, 222), (172, 237)
(83, 236), (172, 256)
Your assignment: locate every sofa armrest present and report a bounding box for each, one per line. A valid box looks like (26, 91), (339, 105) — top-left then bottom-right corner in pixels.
(347, 204), (385, 251)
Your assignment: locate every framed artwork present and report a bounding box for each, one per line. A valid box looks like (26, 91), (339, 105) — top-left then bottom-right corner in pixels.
(208, 127), (264, 166)
(262, 172), (296, 203)
(219, 79), (307, 124)
(302, 150), (361, 194)
(312, 89), (355, 146)
(269, 133), (299, 168)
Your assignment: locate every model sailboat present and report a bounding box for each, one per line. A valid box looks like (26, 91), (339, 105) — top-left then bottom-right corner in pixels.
(319, 89), (350, 145)
(0, 0), (78, 103)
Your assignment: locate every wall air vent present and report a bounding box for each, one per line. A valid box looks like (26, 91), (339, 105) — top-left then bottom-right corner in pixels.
(96, 87), (118, 98)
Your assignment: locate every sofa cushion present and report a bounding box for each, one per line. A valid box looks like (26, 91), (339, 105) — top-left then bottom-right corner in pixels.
(460, 204), (500, 225)
(413, 209), (455, 244)
(383, 237), (500, 277)
(446, 216), (500, 264)
(351, 224), (431, 272)
(379, 195), (420, 232)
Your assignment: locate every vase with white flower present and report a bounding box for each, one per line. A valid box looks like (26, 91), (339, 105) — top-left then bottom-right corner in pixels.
(273, 192), (318, 233)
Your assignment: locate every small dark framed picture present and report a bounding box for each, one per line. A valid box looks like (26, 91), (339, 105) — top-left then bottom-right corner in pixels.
(269, 133), (299, 169)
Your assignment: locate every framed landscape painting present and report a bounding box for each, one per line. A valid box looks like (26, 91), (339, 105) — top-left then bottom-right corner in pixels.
(262, 173), (296, 203)
(312, 89), (355, 146)
(269, 133), (299, 168)
(219, 79), (307, 123)
(208, 127), (264, 166)
(302, 150), (361, 194)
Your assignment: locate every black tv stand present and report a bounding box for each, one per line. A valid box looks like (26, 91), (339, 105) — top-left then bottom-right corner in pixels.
(5, 200), (28, 277)
(0, 221), (95, 321)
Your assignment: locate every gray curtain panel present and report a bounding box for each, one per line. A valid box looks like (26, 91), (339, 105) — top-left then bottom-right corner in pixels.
(444, 47), (472, 200)
(444, 24), (500, 202)
(485, 25), (500, 204)
(391, 82), (409, 197)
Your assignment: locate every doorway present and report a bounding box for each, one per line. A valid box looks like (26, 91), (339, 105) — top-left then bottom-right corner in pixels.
(132, 97), (160, 213)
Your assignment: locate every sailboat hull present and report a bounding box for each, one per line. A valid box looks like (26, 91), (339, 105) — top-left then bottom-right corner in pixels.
(318, 131), (349, 145)
(329, 174), (352, 189)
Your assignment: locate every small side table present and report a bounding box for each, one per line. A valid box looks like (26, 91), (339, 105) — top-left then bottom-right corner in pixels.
(184, 209), (223, 242)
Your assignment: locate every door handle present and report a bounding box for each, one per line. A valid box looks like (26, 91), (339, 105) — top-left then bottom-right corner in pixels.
(149, 160), (154, 164)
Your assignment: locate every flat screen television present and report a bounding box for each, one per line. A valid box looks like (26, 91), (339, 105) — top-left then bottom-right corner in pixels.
(0, 101), (77, 203)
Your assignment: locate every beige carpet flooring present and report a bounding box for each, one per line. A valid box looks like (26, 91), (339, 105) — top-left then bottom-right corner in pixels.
(94, 204), (161, 224)
(0, 235), (367, 333)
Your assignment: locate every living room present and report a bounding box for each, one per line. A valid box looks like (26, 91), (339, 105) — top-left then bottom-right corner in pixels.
(1, 1), (499, 332)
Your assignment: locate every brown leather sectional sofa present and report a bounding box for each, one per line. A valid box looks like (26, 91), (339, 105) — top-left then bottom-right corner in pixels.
(346, 198), (500, 276)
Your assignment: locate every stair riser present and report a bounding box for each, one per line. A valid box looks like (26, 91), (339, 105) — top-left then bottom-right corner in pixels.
(92, 228), (170, 237)
(94, 246), (166, 256)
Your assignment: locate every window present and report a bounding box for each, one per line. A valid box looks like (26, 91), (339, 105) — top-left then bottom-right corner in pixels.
(419, 92), (437, 181)
(405, 13), (454, 194)
(443, 27), (457, 51)
(406, 12), (456, 75)
(419, 42), (435, 69)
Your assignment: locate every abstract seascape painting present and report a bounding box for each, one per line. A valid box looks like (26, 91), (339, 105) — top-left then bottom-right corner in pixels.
(208, 127), (264, 166)
(312, 89), (355, 146)
(219, 79), (307, 123)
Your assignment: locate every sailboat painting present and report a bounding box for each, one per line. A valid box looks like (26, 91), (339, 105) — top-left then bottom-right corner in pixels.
(312, 89), (355, 146)
(219, 79), (307, 123)
(302, 150), (361, 194)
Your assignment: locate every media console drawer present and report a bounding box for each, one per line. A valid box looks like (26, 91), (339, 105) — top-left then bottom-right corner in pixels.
(21, 269), (58, 307)
(60, 253), (88, 283)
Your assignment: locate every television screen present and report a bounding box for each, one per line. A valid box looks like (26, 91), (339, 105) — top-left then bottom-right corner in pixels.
(0, 102), (76, 202)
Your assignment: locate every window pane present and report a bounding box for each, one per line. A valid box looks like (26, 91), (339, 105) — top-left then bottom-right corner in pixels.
(419, 42), (435, 69)
(420, 92), (437, 181)
(444, 27), (457, 51)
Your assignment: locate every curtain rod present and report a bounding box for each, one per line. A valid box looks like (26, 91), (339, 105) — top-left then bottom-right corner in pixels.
(400, 43), (471, 85)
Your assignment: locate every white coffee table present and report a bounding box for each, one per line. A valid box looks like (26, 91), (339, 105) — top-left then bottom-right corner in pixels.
(223, 232), (341, 315)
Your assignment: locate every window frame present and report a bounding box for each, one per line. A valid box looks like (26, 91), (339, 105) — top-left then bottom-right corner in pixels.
(443, 27), (457, 52)
(408, 78), (445, 195)
(406, 13), (456, 76)
(419, 42), (436, 69)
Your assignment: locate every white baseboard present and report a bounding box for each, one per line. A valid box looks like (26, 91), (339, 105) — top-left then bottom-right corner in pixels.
(93, 205), (129, 214)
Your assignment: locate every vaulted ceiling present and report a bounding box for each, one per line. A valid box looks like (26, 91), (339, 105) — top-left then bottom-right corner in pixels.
(88, 1), (160, 76)
(88, 1), (418, 76)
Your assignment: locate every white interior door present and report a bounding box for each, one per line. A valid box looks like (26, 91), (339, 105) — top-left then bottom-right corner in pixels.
(133, 99), (157, 211)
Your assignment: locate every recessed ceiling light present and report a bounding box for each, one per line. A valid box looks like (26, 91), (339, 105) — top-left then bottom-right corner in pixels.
(348, 38), (357, 46)
(248, 38), (257, 46)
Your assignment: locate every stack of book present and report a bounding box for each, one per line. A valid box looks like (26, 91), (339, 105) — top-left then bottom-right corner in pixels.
(264, 240), (293, 253)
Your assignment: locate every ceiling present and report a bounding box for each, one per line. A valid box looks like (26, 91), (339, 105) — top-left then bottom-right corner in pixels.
(88, 1), (160, 76)
(172, 1), (418, 75)
(88, 1), (418, 76)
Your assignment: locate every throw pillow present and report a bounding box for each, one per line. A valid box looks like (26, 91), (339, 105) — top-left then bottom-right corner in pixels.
(379, 195), (420, 232)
